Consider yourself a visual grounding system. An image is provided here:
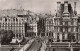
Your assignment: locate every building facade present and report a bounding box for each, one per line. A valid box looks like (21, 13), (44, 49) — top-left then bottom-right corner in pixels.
(46, 1), (80, 51)
(54, 1), (78, 42)
(78, 15), (80, 42)
(0, 10), (39, 38)
(45, 14), (54, 37)
(37, 14), (46, 37)
(0, 16), (25, 38)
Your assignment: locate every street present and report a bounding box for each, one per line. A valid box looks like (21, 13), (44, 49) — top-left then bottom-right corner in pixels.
(27, 39), (41, 51)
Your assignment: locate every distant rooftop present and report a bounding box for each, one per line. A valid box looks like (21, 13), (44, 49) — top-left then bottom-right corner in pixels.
(0, 9), (34, 17)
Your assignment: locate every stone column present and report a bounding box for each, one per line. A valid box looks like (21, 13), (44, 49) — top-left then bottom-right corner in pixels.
(0, 43), (1, 50)
(15, 34), (17, 38)
(60, 33), (62, 42)
(54, 33), (57, 42)
(21, 34), (23, 38)
(65, 33), (68, 40)
(40, 33), (41, 38)
(18, 34), (19, 38)
(0, 39), (1, 47)
(45, 32), (46, 37)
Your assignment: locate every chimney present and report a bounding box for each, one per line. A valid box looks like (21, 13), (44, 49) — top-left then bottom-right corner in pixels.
(74, 2), (77, 16)
(63, 1), (69, 14)
(57, 1), (61, 17)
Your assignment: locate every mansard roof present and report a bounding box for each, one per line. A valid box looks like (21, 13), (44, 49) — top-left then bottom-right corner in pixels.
(57, 1), (74, 17)
(61, 4), (74, 16)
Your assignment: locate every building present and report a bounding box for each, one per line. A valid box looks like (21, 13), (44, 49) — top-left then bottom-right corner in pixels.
(37, 14), (46, 37)
(18, 14), (39, 37)
(45, 14), (54, 37)
(0, 9), (39, 38)
(0, 16), (25, 38)
(53, 1), (78, 42)
(46, 1), (80, 51)
(37, 13), (54, 37)
(78, 14), (80, 42)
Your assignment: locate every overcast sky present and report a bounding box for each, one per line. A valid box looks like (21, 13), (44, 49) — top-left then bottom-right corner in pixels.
(0, 0), (80, 14)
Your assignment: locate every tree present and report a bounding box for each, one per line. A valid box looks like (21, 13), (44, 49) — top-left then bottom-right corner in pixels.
(0, 30), (14, 44)
(0, 30), (7, 44)
(68, 33), (75, 42)
(6, 30), (14, 43)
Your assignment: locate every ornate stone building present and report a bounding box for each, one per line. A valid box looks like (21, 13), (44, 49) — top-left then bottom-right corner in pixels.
(54, 1), (78, 42)
(46, 1), (80, 51)
(78, 14), (80, 42)
(45, 14), (54, 37)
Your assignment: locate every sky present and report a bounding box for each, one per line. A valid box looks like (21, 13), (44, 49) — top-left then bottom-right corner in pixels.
(0, 0), (80, 14)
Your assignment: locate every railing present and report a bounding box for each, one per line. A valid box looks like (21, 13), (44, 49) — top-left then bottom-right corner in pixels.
(54, 24), (77, 27)
(46, 42), (80, 48)
(1, 45), (24, 48)
(19, 39), (34, 51)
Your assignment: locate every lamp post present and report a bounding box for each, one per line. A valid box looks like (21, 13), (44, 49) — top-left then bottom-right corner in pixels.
(0, 33), (1, 47)
(49, 43), (52, 51)
(0, 37), (1, 48)
(19, 43), (20, 47)
(69, 42), (73, 51)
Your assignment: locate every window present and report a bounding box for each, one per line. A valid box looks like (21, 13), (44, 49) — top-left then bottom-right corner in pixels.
(63, 22), (65, 25)
(63, 34), (65, 40)
(57, 33), (60, 41)
(55, 22), (56, 25)
(5, 27), (7, 29)
(58, 27), (60, 32)
(68, 22), (71, 25)
(68, 28), (71, 32)
(74, 20), (77, 25)
(63, 28), (65, 32)
(55, 20), (57, 25)
(58, 21), (59, 25)
(11, 27), (12, 30)
(65, 22), (68, 25)
(74, 27), (76, 32)
(8, 27), (10, 29)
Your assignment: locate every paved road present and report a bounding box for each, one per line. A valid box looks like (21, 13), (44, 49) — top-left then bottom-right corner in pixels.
(27, 40), (41, 51)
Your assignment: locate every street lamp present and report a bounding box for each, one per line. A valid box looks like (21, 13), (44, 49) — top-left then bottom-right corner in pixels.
(0, 38), (1, 47)
(69, 42), (73, 51)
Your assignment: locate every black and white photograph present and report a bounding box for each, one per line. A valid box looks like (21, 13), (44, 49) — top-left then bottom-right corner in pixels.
(0, 0), (80, 51)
